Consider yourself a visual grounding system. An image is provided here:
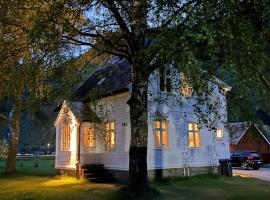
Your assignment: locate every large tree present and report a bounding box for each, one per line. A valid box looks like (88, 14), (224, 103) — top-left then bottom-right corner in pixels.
(0, 0), (88, 174)
(29, 1), (213, 195)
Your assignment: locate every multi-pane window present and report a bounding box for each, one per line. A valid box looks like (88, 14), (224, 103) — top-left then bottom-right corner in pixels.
(180, 74), (193, 96)
(160, 68), (172, 93)
(216, 128), (223, 139)
(154, 120), (168, 148)
(188, 123), (200, 148)
(105, 122), (115, 150)
(83, 124), (95, 148)
(61, 125), (70, 150)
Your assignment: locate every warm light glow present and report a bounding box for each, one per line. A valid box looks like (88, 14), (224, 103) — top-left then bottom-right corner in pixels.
(216, 129), (223, 139)
(61, 126), (70, 150)
(69, 115), (78, 166)
(42, 176), (86, 187)
(154, 120), (168, 148)
(105, 122), (115, 150)
(188, 123), (193, 131)
(181, 75), (193, 96)
(188, 123), (200, 148)
(84, 125), (95, 148)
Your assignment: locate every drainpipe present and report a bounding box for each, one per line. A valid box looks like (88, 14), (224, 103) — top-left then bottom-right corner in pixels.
(76, 123), (81, 179)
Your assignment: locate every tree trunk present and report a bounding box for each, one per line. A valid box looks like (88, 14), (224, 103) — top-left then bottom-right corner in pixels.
(127, 74), (149, 195)
(5, 95), (21, 174)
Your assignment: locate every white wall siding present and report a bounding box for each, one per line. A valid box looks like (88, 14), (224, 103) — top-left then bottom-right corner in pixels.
(80, 92), (131, 170)
(146, 68), (231, 170)
(55, 67), (231, 172)
(55, 106), (79, 169)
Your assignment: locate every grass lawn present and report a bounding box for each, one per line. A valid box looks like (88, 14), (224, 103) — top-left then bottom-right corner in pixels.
(0, 156), (55, 176)
(1, 158), (270, 200)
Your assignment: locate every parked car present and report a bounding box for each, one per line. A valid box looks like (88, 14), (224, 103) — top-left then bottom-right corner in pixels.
(230, 151), (263, 170)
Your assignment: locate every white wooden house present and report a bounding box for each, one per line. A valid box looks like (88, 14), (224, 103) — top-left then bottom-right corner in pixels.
(54, 59), (231, 182)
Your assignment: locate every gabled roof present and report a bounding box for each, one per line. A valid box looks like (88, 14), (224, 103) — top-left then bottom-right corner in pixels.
(228, 122), (270, 145)
(72, 59), (131, 102)
(71, 58), (232, 102)
(54, 100), (100, 126)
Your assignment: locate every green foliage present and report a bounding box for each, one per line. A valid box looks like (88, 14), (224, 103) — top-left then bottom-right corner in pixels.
(151, 0), (270, 124)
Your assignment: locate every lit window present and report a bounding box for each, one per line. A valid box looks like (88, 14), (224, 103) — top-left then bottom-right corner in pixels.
(180, 74), (193, 96)
(160, 68), (172, 92)
(188, 123), (200, 148)
(61, 125), (70, 151)
(154, 120), (168, 148)
(105, 122), (115, 150)
(216, 129), (223, 139)
(83, 124), (95, 148)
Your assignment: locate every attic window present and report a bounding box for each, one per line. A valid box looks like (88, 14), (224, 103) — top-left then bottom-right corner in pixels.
(180, 74), (193, 96)
(97, 77), (106, 85)
(160, 68), (172, 93)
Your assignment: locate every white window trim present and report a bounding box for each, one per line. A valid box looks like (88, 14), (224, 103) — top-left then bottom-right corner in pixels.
(83, 123), (96, 149)
(60, 124), (71, 152)
(180, 73), (193, 97)
(159, 68), (173, 93)
(154, 119), (169, 149)
(188, 122), (201, 149)
(216, 128), (224, 140)
(105, 121), (116, 151)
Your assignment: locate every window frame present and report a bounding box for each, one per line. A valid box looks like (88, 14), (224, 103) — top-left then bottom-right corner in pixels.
(188, 122), (200, 149)
(216, 128), (223, 140)
(154, 119), (169, 149)
(83, 123), (96, 149)
(105, 121), (116, 151)
(180, 74), (193, 97)
(61, 124), (71, 151)
(159, 68), (172, 93)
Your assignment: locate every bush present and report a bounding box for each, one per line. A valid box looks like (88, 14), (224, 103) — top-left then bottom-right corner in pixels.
(0, 139), (9, 159)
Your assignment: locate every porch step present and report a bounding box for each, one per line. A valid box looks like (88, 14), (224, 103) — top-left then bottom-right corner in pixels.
(81, 164), (115, 183)
(88, 176), (115, 183)
(81, 164), (105, 170)
(84, 171), (112, 178)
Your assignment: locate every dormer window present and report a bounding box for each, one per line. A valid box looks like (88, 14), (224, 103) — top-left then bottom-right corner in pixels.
(160, 68), (172, 93)
(180, 74), (193, 96)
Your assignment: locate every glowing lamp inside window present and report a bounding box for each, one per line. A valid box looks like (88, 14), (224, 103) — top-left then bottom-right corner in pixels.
(216, 129), (223, 139)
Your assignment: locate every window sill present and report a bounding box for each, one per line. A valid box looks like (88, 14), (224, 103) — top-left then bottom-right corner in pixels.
(60, 149), (70, 152)
(188, 147), (201, 150)
(105, 148), (116, 152)
(154, 147), (169, 150)
(84, 147), (96, 150)
(216, 138), (224, 141)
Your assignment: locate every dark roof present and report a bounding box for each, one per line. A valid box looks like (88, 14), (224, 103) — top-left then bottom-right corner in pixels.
(228, 122), (270, 145)
(54, 100), (100, 123)
(72, 59), (131, 102)
(67, 101), (100, 122)
(227, 122), (252, 144)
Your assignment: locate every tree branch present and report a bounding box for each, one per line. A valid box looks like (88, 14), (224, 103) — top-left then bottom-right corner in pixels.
(159, 0), (199, 29)
(0, 112), (7, 121)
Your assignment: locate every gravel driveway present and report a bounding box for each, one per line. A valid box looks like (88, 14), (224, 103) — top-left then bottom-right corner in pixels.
(233, 167), (270, 182)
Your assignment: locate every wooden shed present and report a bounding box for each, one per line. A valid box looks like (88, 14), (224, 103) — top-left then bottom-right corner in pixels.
(228, 122), (270, 163)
